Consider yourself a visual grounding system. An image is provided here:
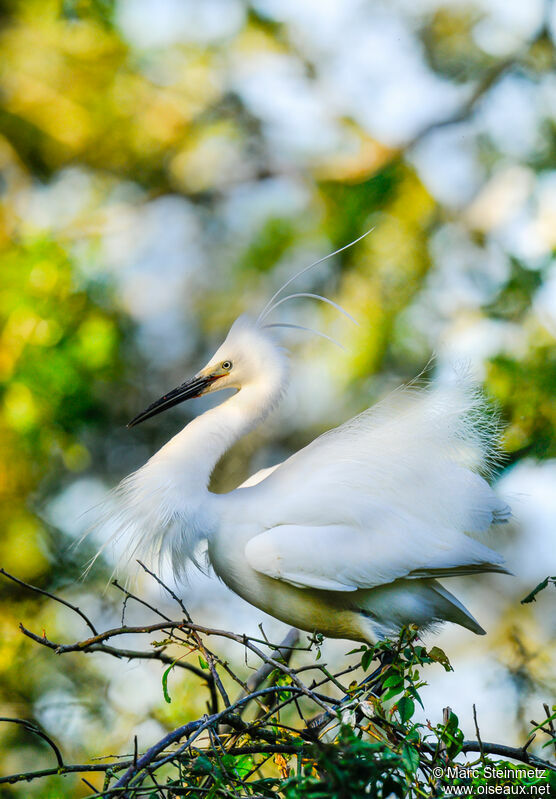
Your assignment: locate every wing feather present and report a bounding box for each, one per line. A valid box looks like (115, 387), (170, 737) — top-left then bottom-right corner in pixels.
(245, 517), (507, 592)
(242, 378), (510, 592)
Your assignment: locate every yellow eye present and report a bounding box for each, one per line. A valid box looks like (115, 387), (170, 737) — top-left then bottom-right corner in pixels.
(221, 360), (233, 372)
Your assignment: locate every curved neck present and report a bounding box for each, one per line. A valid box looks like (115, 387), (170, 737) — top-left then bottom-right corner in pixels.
(152, 378), (282, 496)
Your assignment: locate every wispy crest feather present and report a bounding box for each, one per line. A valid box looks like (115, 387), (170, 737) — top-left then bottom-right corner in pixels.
(259, 292), (360, 326)
(256, 229), (373, 324)
(262, 322), (346, 350)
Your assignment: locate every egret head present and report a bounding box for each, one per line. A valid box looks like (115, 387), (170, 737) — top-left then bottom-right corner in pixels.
(127, 315), (288, 427)
(127, 232), (369, 428)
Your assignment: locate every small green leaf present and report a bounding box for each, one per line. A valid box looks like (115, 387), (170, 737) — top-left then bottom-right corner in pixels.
(445, 710), (459, 732)
(221, 754), (255, 777)
(192, 755), (213, 774)
(198, 655), (209, 670)
(162, 663), (174, 703)
(428, 646), (453, 671)
(401, 743), (420, 773)
(383, 674), (404, 688)
(407, 685), (424, 709)
(521, 576), (555, 604)
(397, 696), (415, 723)
(361, 648), (375, 671)
(406, 727), (420, 742)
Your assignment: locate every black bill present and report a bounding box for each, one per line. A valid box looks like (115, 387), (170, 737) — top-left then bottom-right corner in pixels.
(127, 374), (217, 428)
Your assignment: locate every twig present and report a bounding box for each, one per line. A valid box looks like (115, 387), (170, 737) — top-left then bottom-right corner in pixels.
(236, 627), (299, 709)
(18, 624), (211, 682)
(5, 569), (555, 798)
(0, 739), (309, 787)
(137, 560), (192, 621)
(404, 58), (515, 150)
(473, 703), (484, 762)
(0, 717), (64, 767)
(190, 629), (230, 709)
(0, 567), (98, 635)
(544, 703), (556, 757)
(112, 686), (318, 793)
(113, 579), (173, 623)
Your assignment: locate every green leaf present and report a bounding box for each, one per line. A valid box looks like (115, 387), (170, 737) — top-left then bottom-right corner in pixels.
(407, 685), (424, 709)
(162, 663), (174, 703)
(192, 755), (213, 774)
(521, 576), (555, 604)
(361, 648), (375, 671)
(397, 696), (415, 723)
(530, 709), (556, 732)
(198, 655), (209, 670)
(221, 754), (255, 778)
(428, 646), (453, 671)
(446, 710), (460, 732)
(406, 727), (420, 742)
(382, 674), (404, 688)
(383, 685), (405, 700)
(401, 743), (420, 773)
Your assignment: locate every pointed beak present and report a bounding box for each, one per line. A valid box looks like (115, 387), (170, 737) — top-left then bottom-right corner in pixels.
(127, 372), (220, 428)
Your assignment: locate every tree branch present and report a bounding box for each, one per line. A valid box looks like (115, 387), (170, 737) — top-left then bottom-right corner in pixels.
(1, 567), (97, 635)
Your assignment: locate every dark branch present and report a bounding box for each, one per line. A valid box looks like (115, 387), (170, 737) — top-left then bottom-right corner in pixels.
(0, 717), (64, 768)
(1, 567), (98, 635)
(461, 740), (555, 772)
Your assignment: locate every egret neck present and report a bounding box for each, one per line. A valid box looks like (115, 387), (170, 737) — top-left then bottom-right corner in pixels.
(154, 376), (283, 499)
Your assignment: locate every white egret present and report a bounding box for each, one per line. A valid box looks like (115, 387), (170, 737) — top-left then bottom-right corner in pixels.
(102, 248), (511, 644)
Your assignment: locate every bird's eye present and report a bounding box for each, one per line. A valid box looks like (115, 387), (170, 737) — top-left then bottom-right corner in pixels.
(221, 360), (233, 371)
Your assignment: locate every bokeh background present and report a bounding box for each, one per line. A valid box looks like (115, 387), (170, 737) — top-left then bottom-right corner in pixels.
(1, 0), (555, 795)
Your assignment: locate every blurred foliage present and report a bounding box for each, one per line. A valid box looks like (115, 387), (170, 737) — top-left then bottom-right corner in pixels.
(0, 0), (554, 795)
(0, 240), (131, 792)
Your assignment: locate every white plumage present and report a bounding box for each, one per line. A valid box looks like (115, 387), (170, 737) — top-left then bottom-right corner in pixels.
(102, 311), (511, 643)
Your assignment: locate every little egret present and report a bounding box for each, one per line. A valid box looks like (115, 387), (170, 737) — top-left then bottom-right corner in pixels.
(102, 252), (511, 643)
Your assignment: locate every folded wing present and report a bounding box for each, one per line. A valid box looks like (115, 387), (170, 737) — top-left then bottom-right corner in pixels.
(242, 378), (511, 591)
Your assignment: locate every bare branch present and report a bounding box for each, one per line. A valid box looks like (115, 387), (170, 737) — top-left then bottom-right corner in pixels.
(137, 559), (192, 621)
(18, 622), (214, 682)
(461, 740), (554, 772)
(473, 703), (485, 762)
(1, 567), (98, 635)
(0, 717), (64, 768)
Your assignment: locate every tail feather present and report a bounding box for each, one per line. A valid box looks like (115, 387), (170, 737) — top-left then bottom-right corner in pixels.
(429, 580), (486, 635)
(409, 562), (512, 579)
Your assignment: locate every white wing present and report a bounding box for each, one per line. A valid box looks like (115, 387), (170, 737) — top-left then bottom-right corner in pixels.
(243, 379), (510, 591)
